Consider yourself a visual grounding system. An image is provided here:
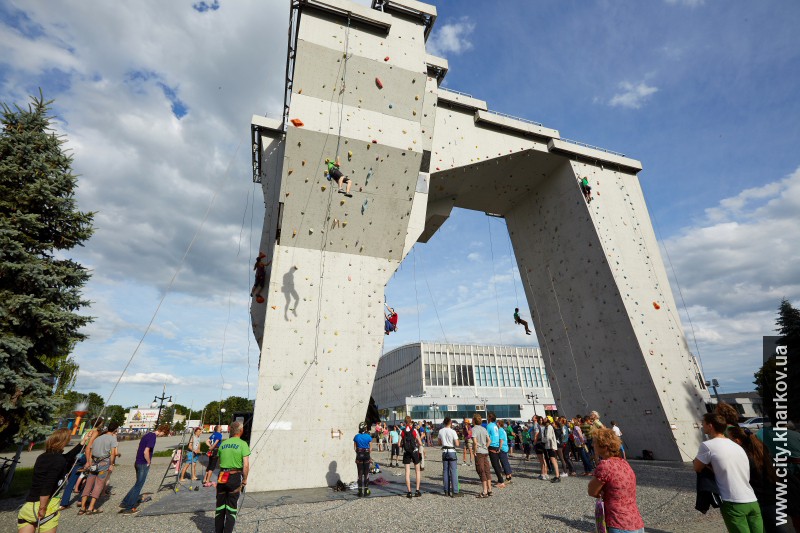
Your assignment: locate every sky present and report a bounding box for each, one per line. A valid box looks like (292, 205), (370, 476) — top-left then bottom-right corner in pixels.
(1, 0), (798, 410)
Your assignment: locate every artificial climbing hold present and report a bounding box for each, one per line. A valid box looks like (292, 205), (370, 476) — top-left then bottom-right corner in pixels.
(256, 295), (265, 304)
(347, 150), (353, 161)
(302, 160), (306, 166)
(371, 139), (377, 144)
(272, 384), (281, 391)
(290, 118), (304, 127)
(652, 302), (661, 310)
(321, 185), (327, 191)
(384, 56), (389, 61)
(375, 77), (383, 89)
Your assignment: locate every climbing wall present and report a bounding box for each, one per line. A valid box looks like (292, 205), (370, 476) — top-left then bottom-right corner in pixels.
(250, 0), (709, 493)
(505, 161), (708, 461)
(247, 0), (435, 492)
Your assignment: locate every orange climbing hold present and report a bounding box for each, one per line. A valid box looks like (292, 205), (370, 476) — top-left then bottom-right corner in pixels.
(375, 77), (383, 89)
(652, 302), (661, 310)
(290, 118), (304, 127)
(256, 295), (265, 304)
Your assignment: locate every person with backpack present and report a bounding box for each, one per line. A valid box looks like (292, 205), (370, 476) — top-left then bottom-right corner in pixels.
(400, 416), (423, 498)
(354, 422), (372, 497)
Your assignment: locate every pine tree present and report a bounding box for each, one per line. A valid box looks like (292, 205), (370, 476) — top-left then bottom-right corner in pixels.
(754, 299), (800, 423)
(0, 93), (94, 446)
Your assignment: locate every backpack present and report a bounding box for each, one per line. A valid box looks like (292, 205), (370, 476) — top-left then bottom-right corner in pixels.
(402, 427), (417, 453)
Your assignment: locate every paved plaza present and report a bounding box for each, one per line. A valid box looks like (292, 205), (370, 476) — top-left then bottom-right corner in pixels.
(0, 436), (729, 532)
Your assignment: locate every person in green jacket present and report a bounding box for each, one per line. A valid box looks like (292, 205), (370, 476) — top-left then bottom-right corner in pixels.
(326, 156), (352, 197)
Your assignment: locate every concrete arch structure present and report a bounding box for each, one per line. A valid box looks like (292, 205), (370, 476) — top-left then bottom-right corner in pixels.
(247, 0), (710, 492)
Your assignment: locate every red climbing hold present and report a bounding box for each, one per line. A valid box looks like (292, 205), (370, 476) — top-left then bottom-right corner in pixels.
(384, 56), (390, 61)
(652, 302), (661, 310)
(371, 139), (378, 144)
(375, 77), (383, 89)
(256, 295), (265, 304)
(290, 118), (304, 127)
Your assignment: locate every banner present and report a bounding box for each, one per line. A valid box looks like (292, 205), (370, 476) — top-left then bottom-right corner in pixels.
(125, 408), (161, 429)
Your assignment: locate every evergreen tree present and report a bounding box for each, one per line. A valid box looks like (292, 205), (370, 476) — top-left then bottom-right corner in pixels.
(0, 93), (94, 446)
(755, 299), (800, 422)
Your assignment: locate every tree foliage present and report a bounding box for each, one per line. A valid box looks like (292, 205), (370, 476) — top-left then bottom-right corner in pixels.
(0, 93), (94, 446)
(202, 396), (254, 427)
(754, 299), (800, 422)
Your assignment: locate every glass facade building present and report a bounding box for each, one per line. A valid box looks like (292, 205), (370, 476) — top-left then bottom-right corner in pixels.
(371, 342), (555, 422)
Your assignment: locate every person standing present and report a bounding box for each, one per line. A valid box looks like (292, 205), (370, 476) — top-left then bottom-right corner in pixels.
(573, 417), (594, 476)
(80, 422), (119, 515)
(203, 425), (224, 487)
(438, 417), (461, 497)
(215, 421), (250, 533)
(472, 414), (492, 498)
(462, 419), (475, 466)
(497, 420), (513, 483)
(180, 427), (203, 482)
(354, 422), (372, 497)
(17, 429), (82, 533)
(485, 412), (506, 488)
(556, 418), (576, 477)
(542, 418), (561, 483)
(119, 424), (169, 514)
(388, 425), (400, 467)
(400, 416), (423, 498)
(611, 421), (626, 460)
(59, 416), (103, 510)
(694, 413), (763, 533)
(588, 428), (645, 533)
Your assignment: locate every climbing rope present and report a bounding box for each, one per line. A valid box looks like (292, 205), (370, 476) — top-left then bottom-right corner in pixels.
(504, 221), (521, 310)
(486, 215), (503, 344)
(546, 265), (589, 409)
(413, 247), (449, 344)
(523, 269), (563, 407)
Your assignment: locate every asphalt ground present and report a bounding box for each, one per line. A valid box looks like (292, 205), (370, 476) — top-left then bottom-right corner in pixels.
(0, 439), (729, 533)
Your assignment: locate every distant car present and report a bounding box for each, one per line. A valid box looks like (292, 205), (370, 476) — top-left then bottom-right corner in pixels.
(739, 417), (769, 430)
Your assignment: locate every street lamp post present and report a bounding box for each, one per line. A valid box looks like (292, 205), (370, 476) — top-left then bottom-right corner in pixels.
(526, 393), (539, 418)
(430, 402), (439, 426)
(151, 389), (174, 429)
(220, 407), (227, 427)
(480, 398), (488, 415)
(705, 379), (721, 403)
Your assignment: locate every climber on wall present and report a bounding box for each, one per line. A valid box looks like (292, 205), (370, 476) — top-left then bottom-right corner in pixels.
(384, 304), (398, 335)
(514, 308), (532, 335)
(579, 176), (593, 203)
(326, 156), (353, 197)
(250, 252), (271, 298)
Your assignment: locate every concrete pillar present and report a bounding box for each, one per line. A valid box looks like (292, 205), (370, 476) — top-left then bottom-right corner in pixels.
(247, 0), (435, 492)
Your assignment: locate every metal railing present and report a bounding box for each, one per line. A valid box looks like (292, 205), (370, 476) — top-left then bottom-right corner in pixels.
(439, 87), (474, 98)
(560, 138), (625, 157)
(482, 109), (544, 128)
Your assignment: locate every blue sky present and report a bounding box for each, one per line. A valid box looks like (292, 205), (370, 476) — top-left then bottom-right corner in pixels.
(1, 0), (798, 409)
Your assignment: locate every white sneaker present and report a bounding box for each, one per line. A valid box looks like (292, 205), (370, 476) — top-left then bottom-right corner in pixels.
(560, 473), (568, 477)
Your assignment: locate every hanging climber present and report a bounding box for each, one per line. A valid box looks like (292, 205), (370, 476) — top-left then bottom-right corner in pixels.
(384, 304), (398, 335)
(325, 156), (352, 197)
(250, 252), (272, 297)
(579, 176), (593, 203)
(513, 308), (532, 335)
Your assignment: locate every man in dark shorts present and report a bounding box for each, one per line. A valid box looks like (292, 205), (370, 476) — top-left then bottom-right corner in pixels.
(326, 156), (352, 197)
(353, 422), (372, 497)
(400, 416), (423, 498)
(250, 253), (271, 297)
(203, 425), (224, 487)
(580, 176), (593, 203)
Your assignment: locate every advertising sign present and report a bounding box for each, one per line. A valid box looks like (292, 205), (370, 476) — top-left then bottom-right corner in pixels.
(125, 408), (160, 429)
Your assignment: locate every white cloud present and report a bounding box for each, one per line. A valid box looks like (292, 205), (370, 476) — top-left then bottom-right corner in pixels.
(608, 81), (658, 109)
(663, 167), (800, 391)
(426, 17), (475, 57)
(467, 252), (481, 261)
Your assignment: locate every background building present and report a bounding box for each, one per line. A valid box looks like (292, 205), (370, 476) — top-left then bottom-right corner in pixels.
(372, 342), (555, 423)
